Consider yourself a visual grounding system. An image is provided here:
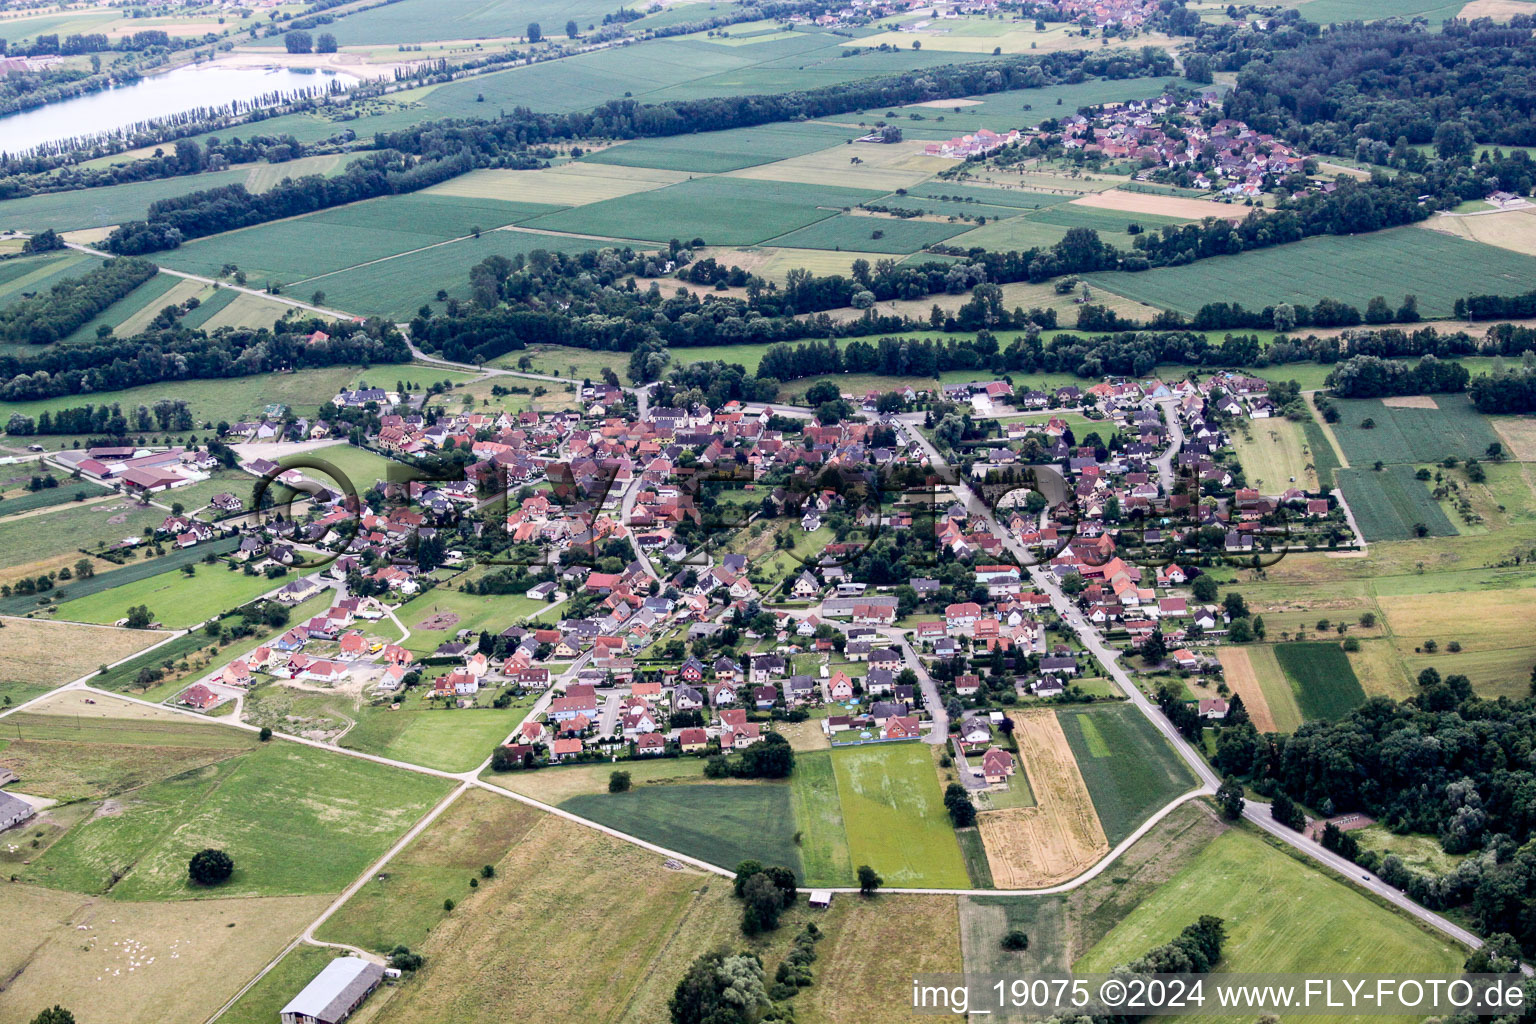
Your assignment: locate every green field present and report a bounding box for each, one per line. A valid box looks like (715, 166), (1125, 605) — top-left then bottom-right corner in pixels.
(216, 944), (339, 1024)
(522, 176), (881, 246)
(0, 479), (109, 517)
(1296, 0), (1467, 23)
(59, 271), (184, 344)
(905, 182), (1078, 210)
(583, 121), (861, 173)
(326, 0), (626, 44)
(0, 365), (360, 433)
(52, 561), (285, 628)
(306, 228), (638, 320)
(561, 782), (803, 876)
(788, 748), (853, 886)
(159, 193), (561, 286)
(1077, 828), (1463, 1024)
(342, 698), (525, 772)
(1337, 465), (1456, 542)
(1328, 396), (1501, 466)
(0, 498), (165, 573)
(0, 170), (250, 232)
(831, 741), (969, 888)
(764, 213), (970, 254)
(1089, 228), (1536, 318)
(25, 739), (452, 899)
(392, 583), (560, 656)
(1273, 641), (1368, 722)
(1056, 705), (1197, 844)
(316, 788), (545, 952)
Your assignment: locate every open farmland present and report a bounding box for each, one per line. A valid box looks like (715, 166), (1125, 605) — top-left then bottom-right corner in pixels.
(583, 120), (861, 173)
(832, 741), (969, 888)
(1336, 466), (1456, 541)
(1273, 641), (1368, 721)
(1077, 828), (1462, 1024)
(562, 782), (802, 875)
(0, 169), (251, 232)
(978, 710), (1109, 888)
(1216, 645), (1302, 734)
(0, 885), (329, 1024)
(1089, 228), (1536, 317)
(1327, 395), (1501, 466)
(726, 137), (950, 191)
(764, 213), (971, 253)
(1056, 704), (1197, 844)
(316, 789), (546, 952)
(425, 163), (692, 206)
(24, 739), (452, 898)
(60, 271), (184, 344)
(1378, 585), (1536, 699)
(50, 561), (287, 628)
(1231, 416), (1320, 492)
(1421, 207), (1536, 256)
(0, 617), (164, 693)
(521, 175), (881, 245)
(159, 193), (561, 285)
(0, 498), (165, 577)
(788, 748), (853, 885)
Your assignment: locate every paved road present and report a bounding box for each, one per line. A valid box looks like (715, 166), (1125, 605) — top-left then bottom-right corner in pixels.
(879, 628), (948, 743)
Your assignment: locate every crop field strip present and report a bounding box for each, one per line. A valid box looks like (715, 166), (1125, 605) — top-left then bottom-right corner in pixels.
(1088, 227), (1536, 317)
(581, 121), (864, 173)
(1055, 704), (1198, 844)
(1216, 645), (1303, 733)
(1272, 641), (1368, 722)
(1328, 395), (1502, 466)
(1336, 465), (1457, 541)
(762, 213), (973, 254)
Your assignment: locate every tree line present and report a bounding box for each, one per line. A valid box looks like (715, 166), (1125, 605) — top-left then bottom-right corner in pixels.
(0, 257), (157, 346)
(1324, 354), (1472, 398)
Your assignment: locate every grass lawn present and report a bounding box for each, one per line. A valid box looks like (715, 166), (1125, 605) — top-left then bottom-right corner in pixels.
(392, 584), (556, 656)
(24, 740), (453, 899)
(1273, 641), (1368, 722)
(52, 562), (286, 628)
(316, 788), (546, 952)
(1056, 704), (1197, 845)
(1076, 828), (1464, 1024)
(342, 697), (525, 772)
(831, 741), (968, 888)
(482, 754), (725, 802)
(788, 748), (853, 886)
(561, 782), (803, 877)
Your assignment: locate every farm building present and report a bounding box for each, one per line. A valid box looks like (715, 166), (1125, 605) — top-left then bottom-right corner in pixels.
(280, 956), (385, 1024)
(0, 791), (35, 832)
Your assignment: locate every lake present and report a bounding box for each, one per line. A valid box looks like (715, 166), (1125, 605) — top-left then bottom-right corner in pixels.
(0, 64), (353, 154)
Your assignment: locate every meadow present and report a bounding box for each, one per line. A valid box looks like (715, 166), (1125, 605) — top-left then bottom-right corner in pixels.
(216, 945), (339, 1024)
(1055, 704), (1197, 844)
(1327, 395), (1502, 466)
(1336, 465), (1456, 542)
(346, 811), (836, 1024)
(1273, 641), (1369, 721)
(561, 782), (802, 876)
(788, 748), (853, 885)
(522, 175), (881, 246)
(831, 740), (969, 888)
(1230, 415), (1319, 491)
(0, 884), (329, 1024)
(392, 583), (561, 657)
(1378, 585), (1536, 699)
(0, 706), (256, 802)
(1077, 828), (1463, 1024)
(0, 497), (164, 577)
(583, 120), (861, 173)
(51, 560), (285, 628)
(342, 697), (526, 772)
(315, 789), (546, 952)
(0, 616), (163, 693)
(26, 739), (452, 899)
(1089, 228), (1536, 317)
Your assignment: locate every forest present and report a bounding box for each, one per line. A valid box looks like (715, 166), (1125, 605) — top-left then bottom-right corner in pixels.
(1323, 354), (1472, 398)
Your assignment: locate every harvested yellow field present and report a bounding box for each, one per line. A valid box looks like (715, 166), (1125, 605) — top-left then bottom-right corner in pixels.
(26, 688), (186, 721)
(1379, 588), (1536, 657)
(426, 164), (691, 206)
(202, 291), (293, 331)
(1216, 647), (1281, 733)
(1459, 0), (1536, 18)
(1490, 415), (1536, 461)
(1070, 189), (1242, 222)
(1348, 638), (1414, 702)
(977, 710), (1109, 888)
(908, 97), (983, 108)
(1381, 395), (1440, 409)
(0, 886), (328, 1024)
(727, 139), (950, 191)
(819, 277), (1150, 325)
(1420, 207), (1536, 257)
(0, 617), (165, 688)
(801, 894), (962, 1024)
(696, 244), (889, 281)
